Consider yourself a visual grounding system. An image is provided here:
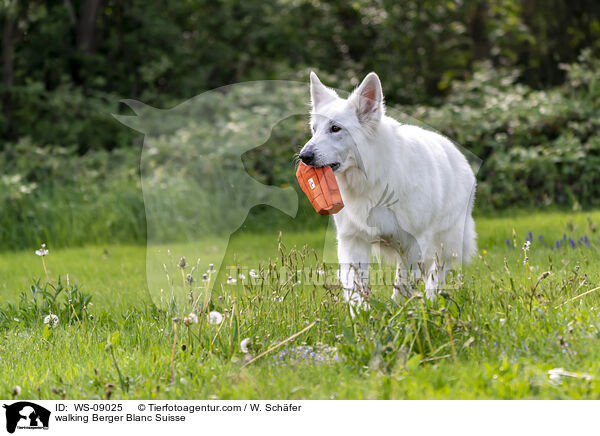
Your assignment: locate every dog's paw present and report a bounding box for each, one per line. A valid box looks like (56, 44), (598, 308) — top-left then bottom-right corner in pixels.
(343, 288), (370, 318)
(424, 285), (438, 300)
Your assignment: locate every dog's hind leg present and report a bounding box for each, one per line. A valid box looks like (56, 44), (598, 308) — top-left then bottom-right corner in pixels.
(424, 260), (450, 300)
(392, 261), (413, 302)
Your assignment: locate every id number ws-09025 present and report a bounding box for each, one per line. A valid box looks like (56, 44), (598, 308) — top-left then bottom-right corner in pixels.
(73, 403), (123, 412)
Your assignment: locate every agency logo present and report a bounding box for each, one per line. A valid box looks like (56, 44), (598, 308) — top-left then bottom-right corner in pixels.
(2, 402), (50, 434)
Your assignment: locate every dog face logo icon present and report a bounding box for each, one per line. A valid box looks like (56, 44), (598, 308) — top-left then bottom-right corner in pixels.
(3, 402), (50, 433)
(308, 178), (316, 189)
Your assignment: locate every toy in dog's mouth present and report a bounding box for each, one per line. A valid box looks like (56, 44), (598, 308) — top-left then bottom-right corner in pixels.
(296, 162), (344, 215)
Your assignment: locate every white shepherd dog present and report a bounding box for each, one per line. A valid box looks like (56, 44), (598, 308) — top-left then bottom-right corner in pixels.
(299, 72), (477, 307)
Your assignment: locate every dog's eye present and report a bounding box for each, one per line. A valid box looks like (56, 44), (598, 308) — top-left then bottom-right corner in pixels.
(330, 125), (341, 133)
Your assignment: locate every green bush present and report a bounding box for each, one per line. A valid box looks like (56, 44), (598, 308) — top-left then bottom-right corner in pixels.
(413, 50), (600, 211)
(3, 52), (600, 250)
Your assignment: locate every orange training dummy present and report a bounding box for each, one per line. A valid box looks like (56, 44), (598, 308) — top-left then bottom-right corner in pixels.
(296, 162), (344, 215)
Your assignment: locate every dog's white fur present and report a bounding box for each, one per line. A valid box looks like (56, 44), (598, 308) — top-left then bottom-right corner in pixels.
(301, 72), (477, 306)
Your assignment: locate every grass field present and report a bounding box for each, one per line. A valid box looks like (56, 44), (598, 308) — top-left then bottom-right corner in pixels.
(2, 210), (600, 399)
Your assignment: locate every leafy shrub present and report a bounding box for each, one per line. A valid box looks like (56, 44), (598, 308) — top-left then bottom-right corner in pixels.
(413, 50), (600, 211)
(3, 52), (600, 249)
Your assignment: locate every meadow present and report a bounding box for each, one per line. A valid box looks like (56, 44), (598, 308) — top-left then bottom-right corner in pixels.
(2, 209), (600, 399)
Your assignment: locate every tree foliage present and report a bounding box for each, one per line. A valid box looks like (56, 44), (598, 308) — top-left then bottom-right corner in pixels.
(2, 0), (600, 148)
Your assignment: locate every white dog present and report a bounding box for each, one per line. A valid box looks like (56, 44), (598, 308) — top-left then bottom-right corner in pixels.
(299, 72), (477, 307)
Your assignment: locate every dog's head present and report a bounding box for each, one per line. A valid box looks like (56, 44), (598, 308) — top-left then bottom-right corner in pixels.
(299, 72), (385, 174)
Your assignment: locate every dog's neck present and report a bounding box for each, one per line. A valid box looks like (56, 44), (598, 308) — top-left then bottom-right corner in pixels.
(337, 124), (391, 200)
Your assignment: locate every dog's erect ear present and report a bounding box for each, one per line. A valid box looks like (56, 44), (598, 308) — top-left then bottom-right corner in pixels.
(310, 71), (338, 110)
(349, 72), (384, 125)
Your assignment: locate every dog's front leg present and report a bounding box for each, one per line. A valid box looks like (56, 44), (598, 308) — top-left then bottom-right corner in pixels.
(337, 235), (371, 309)
(393, 262), (413, 302)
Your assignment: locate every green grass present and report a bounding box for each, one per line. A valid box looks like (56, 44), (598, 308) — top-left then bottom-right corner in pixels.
(2, 210), (600, 399)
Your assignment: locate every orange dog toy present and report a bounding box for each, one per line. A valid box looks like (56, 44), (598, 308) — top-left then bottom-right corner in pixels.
(296, 162), (344, 215)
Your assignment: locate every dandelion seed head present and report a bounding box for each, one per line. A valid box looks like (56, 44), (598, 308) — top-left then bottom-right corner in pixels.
(183, 313), (198, 326)
(35, 244), (49, 256)
(209, 311), (223, 325)
(44, 313), (59, 328)
(240, 337), (250, 353)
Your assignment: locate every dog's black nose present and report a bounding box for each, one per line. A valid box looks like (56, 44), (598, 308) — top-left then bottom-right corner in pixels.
(300, 150), (315, 165)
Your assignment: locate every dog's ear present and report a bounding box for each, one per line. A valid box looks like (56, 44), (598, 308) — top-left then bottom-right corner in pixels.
(310, 71), (338, 110)
(350, 72), (384, 125)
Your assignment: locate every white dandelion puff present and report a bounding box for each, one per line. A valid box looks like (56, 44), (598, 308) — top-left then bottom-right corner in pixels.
(240, 338), (251, 354)
(226, 276), (237, 285)
(35, 244), (49, 257)
(209, 311), (223, 325)
(44, 313), (59, 328)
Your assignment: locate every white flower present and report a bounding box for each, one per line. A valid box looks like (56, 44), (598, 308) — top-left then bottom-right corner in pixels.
(11, 385), (21, 396)
(249, 270), (259, 279)
(209, 311), (223, 325)
(523, 241), (531, 251)
(202, 273), (208, 281)
(35, 244), (48, 257)
(44, 313), (59, 328)
(208, 264), (214, 272)
(183, 313), (198, 326)
(240, 338), (250, 354)
(238, 273), (246, 280)
(226, 276), (237, 285)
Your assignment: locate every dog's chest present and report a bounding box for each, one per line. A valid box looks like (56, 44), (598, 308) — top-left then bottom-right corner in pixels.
(337, 197), (398, 237)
